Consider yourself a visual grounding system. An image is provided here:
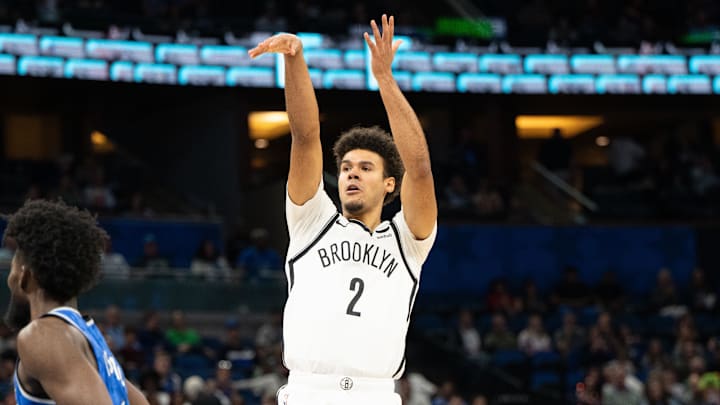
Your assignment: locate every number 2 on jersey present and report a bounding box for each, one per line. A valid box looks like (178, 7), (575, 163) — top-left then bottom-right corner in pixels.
(346, 277), (365, 317)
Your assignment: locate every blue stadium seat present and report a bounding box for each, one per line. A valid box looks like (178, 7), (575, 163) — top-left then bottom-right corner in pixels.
(492, 349), (527, 367)
(530, 371), (561, 390)
(531, 351), (562, 370)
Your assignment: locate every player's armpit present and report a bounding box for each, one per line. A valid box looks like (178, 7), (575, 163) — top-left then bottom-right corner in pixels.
(126, 379), (150, 405)
(17, 320), (114, 405)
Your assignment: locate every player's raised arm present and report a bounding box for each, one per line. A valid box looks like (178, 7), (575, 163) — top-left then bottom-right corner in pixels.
(249, 34), (323, 205)
(17, 320), (114, 405)
(364, 15), (437, 239)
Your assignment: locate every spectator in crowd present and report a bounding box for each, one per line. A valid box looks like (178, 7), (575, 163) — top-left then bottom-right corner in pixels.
(398, 371), (436, 405)
(455, 309), (482, 358)
(101, 304), (126, 350)
(165, 310), (201, 354)
(255, 312), (282, 350)
(442, 174), (472, 216)
(83, 168), (117, 212)
(190, 239), (231, 280)
(120, 327), (146, 375)
(140, 369), (171, 405)
(212, 360), (234, 400)
(126, 191), (155, 218)
(517, 313), (551, 355)
(484, 313), (517, 352)
(470, 395), (487, 405)
(642, 338), (671, 374)
(53, 174), (82, 207)
(183, 375), (222, 405)
(552, 266), (592, 308)
(641, 376), (682, 405)
(431, 380), (458, 405)
(152, 350), (183, 395)
(608, 136), (647, 184)
(486, 279), (514, 314)
(595, 271), (625, 313)
(650, 268), (683, 315)
(138, 310), (167, 355)
(687, 268), (717, 313)
(136, 234), (171, 273)
(554, 311), (586, 356)
(101, 239), (130, 278)
(520, 279), (547, 314)
(471, 179), (504, 219)
(236, 228), (282, 282)
(601, 361), (644, 405)
(217, 318), (251, 362)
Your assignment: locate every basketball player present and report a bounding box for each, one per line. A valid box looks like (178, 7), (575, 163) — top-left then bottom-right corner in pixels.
(2, 199), (148, 405)
(249, 14), (437, 405)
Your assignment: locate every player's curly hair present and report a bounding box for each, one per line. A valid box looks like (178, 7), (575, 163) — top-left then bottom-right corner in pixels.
(332, 126), (405, 205)
(2, 199), (107, 302)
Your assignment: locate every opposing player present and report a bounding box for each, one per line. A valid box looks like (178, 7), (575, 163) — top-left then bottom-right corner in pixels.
(249, 14), (437, 405)
(2, 199), (148, 405)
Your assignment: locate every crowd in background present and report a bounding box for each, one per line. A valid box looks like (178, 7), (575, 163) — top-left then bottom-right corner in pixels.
(0, 0), (719, 45)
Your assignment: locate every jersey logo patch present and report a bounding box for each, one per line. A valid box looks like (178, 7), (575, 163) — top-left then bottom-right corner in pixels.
(340, 377), (354, 391)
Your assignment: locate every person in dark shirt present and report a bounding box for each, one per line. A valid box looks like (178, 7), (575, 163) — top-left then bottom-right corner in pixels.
(552, 266), (592, 308)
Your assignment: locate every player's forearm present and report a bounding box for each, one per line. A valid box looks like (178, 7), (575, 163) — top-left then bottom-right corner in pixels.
(376, 73), (432, 179)
(284, 52), (320, 143)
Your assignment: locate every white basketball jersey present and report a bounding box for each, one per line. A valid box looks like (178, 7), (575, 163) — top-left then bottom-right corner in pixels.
(283, 182), (436, 379)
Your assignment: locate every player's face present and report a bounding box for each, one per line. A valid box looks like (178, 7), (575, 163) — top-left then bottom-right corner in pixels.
(4, 251), (31, 331)
(338, 149), (395, 216)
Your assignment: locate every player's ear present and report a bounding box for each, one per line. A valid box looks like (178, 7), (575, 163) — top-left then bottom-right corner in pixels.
(385, 177), (396, 194)
(19, 264), (32, 293)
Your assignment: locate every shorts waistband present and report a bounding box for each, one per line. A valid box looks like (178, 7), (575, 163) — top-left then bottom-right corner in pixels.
(288, 371), (394, 392)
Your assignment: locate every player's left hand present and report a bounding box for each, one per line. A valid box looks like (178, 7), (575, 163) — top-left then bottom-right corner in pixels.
(364, 14), (402, 80)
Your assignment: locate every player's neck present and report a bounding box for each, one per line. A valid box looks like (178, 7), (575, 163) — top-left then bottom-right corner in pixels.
(29, 294), (78, 320)
(343, 210), (382, 232)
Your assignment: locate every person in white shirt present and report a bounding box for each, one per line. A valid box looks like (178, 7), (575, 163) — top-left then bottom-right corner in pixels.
(249, 14), (437, 405)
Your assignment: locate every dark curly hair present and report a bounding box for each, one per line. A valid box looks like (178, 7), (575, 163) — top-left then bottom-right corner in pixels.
(332, 126), (405, 205)
(2, 200), (107, 303)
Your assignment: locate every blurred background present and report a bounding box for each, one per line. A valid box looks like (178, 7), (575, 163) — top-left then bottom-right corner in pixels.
(1, 0), (720, 404)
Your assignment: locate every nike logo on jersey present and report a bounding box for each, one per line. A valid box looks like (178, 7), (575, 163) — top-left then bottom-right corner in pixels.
(317, 241), (400, 277)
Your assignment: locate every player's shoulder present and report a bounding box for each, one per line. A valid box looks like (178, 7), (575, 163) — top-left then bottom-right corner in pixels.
(18, 317), (79, 358)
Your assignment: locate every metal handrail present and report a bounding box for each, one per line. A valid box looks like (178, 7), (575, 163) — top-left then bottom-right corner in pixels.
(530, 161), (599, 212)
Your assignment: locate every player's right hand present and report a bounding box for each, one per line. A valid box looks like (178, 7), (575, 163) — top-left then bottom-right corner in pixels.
(248, 34), (302, 58)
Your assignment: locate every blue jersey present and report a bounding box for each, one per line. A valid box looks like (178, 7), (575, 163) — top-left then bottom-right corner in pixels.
(14, 307), (129, 405)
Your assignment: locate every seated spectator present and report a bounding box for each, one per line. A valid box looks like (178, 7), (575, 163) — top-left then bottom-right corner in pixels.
(139, 369), (171, 405)
(101, 305), (126, 350)
(165, 310), (201, 354)
(471, 179), (504, 218)
(120, 327), (145, 373)
(470, 395), (488, 405)
(126, 191), (155, 218)
(152, 350), (182, 395)
(484, 314), (516, 352)
(183, 376), (221, 405)
(138, 310), (166, 354)
(190, 239), (231, 280)
(486, 279), (514, 314)
(442, 174), (472, 216)
(83, 169), (116, 212)
(136, 234), (170, 273)
(455, 309), (482, 358)
(431, 380), (459, 405)
(641, 338), (671, 373)
(218, 318), (253, 362)
(517, 313), (551, 355)
(642, 376), (682, 405)
(54, 174), (82, 207)
(520, 279), (547, 314)
(687, 268), (717, 313)
(554, 311), (586, 356)
(552, 266), (592, 308)
(650, 268), (683, 314)
(594, 270), (625, 313)
(255, 312), (282, 352)
(236, 228), (282, 282)
(101, 239), (130, 279)
(601, 361), (644, 405)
